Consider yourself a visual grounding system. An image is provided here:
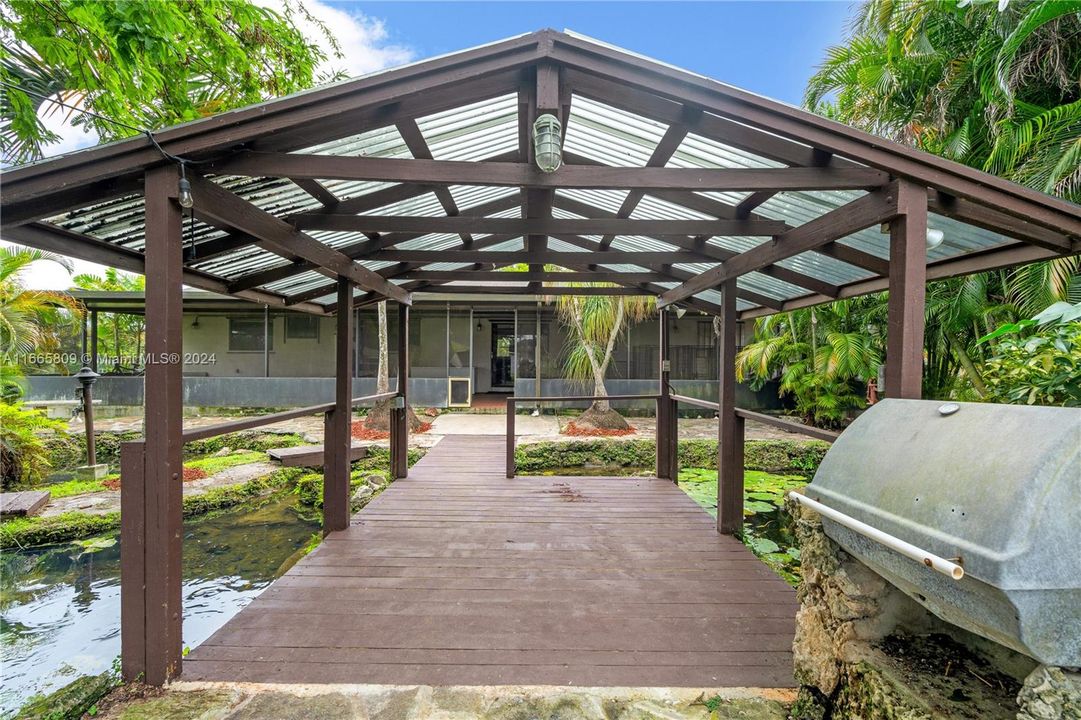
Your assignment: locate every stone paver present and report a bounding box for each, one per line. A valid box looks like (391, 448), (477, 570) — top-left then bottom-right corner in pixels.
(430, 412), (559, 436)
(105, 683), (795, 720)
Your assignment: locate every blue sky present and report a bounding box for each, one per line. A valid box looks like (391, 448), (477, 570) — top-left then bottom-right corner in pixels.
(328, 1), (855, 105)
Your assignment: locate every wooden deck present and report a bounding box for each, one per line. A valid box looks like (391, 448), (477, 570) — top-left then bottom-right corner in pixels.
(184, 435), (798, 687)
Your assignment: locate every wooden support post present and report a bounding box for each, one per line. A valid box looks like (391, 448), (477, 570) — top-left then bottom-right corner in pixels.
(506, 398), (516, 478)
(886, 181), (928, 399)
(323, 278), (353, 534)
(89, 310), (98, 371)
(717, 278), (742, 535)
(656, 309), (674, 480)
(121, 165), (184, 684)
(391, 303), (410, 479)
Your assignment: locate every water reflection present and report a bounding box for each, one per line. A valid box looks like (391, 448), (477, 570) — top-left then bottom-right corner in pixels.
(0, 496), (318, 715)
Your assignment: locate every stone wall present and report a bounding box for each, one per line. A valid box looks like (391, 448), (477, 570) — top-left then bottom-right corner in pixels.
(786, 491), (1081, 720)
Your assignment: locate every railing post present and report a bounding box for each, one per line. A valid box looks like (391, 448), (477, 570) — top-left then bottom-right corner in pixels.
(391, 303), (410, 479)
(125, 165), (184, 685)
(717, 278), (742, 535)
(323, 278), (353, 534)
(119, 441), (146, 682)
(506, 398), (516, 478)
(667, 396), (679, 481)
(656, 308), (672, 479)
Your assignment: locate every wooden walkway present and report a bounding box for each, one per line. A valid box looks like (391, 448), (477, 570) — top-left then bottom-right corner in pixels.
(185, 435), (798, 687)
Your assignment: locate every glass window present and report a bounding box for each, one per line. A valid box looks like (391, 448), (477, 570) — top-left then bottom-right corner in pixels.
(229, 317), (272, 352)
(285, 315), (319, 340)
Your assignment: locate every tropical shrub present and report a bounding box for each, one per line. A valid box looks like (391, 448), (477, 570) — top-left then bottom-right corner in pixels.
(979, 302), (1081, 406)
(0, 402), (66, 488)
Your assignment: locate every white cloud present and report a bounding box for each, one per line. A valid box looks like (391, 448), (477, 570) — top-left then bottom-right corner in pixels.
(255, 0), (414, 78)
(35, 102), (101, 161)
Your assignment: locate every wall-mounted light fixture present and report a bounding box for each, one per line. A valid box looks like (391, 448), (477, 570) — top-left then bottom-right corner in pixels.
(925, 228), (945, 250)
(532, 114), (562, 173)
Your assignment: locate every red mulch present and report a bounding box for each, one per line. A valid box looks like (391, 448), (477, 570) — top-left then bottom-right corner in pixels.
(183, 467), (207, 482)
(562, 421), (636, 437)
(351, 420), (434, 440)
(102, 465), (206, 490)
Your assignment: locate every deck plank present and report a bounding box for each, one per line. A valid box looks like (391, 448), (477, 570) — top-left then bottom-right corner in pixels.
(184, 434), (797, 687)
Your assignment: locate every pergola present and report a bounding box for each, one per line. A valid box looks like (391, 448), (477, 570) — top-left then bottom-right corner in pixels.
(2, 29), (1079, 685)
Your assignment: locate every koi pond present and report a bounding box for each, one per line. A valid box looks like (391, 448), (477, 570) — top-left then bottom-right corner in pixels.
(0, 495), (319, 715)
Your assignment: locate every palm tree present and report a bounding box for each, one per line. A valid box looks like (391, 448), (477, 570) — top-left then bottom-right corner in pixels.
(72, 268), (146, 372)
(553, 291), (654, 430)
(0, 246), (82, 360)
(735, 300), (882, 427)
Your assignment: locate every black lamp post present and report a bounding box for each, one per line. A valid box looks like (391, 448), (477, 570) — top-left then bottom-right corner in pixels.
(74, 366), (101, 466)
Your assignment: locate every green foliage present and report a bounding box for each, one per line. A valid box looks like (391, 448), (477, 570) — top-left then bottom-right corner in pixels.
(1, 0), (339, 164)
(0, 401), (67, 488)
(806, 0), (1081, 201)
(515, 438), (829, 476)
(0, 245), (82, 373)
(735, 303), (881, 427)
(292, 446), (425, 510)
(981, 322), (1081, 406)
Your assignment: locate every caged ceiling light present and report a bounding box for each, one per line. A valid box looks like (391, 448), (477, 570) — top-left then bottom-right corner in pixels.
(925, 228), (945, 250)
(532, 113), (562, 173)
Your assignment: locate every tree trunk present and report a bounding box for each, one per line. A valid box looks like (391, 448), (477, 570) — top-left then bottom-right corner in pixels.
(573, 300), (629, 430)
(367, 301), (423, 432)
(947, 334), (988, 397)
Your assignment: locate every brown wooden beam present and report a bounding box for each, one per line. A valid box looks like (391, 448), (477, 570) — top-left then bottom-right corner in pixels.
(132, 165), (184, 684)
(292, 178), (339, 208)
(412, 284), (656, 296)
(211, 152), (890, 192)
(186, 175), (410, 304)
(885, 181), (927, 399)
(401, 270), (667, 282)
(396, 118), (474, 247)
(296, 214), (787, 237)
(551, 194), (841, 297)
(739, 241), (1071, 320)
(391, 302), (410, 479)
(3, 222), (327, 314)
(657, 183), (899, 307)
(373, 249), (706, 265)
(928, 190), (1073, 253)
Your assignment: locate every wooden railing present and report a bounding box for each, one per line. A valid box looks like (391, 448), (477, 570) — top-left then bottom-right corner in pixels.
(670, 394), (841, 443)
(505, 394), (662, 478)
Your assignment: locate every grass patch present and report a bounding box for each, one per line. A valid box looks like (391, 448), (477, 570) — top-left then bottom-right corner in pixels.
(43, 476), (115, 499)
(184, 450), (264, 475)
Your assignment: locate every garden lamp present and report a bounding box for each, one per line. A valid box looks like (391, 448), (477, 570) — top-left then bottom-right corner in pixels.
(74, 366), (101, 466)
(532, 114), (562, 173)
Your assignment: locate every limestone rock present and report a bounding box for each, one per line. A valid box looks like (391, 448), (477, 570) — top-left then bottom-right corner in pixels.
(1017, 666), (1081, 720)
(212, 447), (233, 457)
(793, 604), (841, 694)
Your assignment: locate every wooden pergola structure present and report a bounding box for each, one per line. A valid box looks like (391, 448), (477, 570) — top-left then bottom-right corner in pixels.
(2, 29), (1078, 686)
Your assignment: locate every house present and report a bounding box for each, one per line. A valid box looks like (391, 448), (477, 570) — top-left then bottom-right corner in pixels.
(26, 288), (777, 411)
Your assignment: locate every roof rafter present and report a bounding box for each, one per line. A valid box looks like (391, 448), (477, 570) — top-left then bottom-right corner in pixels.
(188, 175), (410, 304)
(657, 182), (900, 307)
(209, 152), (890, 192)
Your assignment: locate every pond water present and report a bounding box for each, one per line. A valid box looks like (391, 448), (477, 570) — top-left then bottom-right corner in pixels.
(0, 495), (319, 715)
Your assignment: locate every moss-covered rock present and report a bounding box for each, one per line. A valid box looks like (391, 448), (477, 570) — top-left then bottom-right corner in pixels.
(15, 672), (116, 720)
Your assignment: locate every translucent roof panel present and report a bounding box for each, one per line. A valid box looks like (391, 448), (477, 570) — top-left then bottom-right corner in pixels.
(564, 96), (666, 167)
(417, 95), (519, 161)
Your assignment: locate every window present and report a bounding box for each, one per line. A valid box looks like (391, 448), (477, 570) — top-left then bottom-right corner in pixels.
(285, 315), (319, 341)
(229, 317), (272, 352)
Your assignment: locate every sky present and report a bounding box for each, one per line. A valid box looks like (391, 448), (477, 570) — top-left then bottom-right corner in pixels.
(10, 0), (856, 289)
